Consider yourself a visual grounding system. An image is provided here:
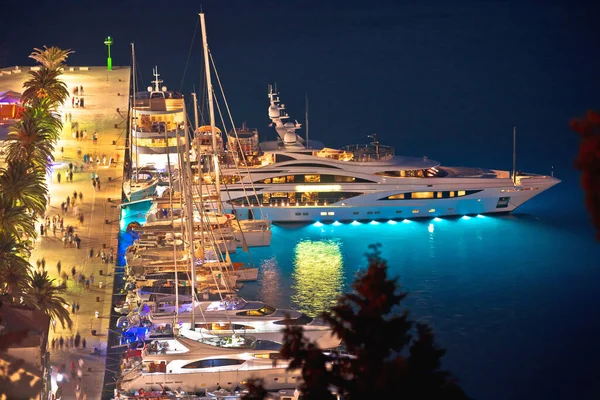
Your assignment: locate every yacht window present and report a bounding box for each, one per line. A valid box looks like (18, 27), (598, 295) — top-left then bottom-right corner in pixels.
(449, 191), (455, 197)
(412, 192), (434, 199)
(236, 305), (277, 317)
(437, 192), (443, 198)
(457, 190), (466, 196)
(272, 176), (286, 184)
(182, 358), (244, 369)
(304, 175), (320, 183)
(387, 193), (405, 199)
(333, 176), (356, 183)
(287, 175), (295, 183)
(275, 154), (297, 163)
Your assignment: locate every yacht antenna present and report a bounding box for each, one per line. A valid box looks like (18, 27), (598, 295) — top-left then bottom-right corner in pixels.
(192, 92), (200, 131)
(368, 134), (379, 158)
(152, 66), (163, 92)
(305, 92), (309, 149)
(512, 126), (517, 185)
(199, 12), (222, 212)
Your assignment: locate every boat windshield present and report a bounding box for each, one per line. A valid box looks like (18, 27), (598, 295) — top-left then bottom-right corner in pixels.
(340, 143), (394, 162)
(206, 297), (247, 311)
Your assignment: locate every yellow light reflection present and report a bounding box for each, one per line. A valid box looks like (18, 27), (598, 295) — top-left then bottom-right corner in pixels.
(291, 239), (344, 316)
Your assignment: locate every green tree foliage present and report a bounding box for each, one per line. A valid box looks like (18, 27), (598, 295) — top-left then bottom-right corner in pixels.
(0, 159), (48, 216)
(24, 271), (71, 330)
(278, 244), (469, 400)
(0, 45), (71, 331)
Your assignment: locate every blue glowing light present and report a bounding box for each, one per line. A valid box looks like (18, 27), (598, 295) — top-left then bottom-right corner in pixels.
(433, 217), (442, 222)
(428, 223), (435, 233)
(388, 220), (397, 225)
(351, 221), (361, 226)
(402, 219), (411, 223)
(462, 215), (471, 220)
(370, 221), (380, 225)
(333, 221), (342, 226)
(313, 221), (324, 227)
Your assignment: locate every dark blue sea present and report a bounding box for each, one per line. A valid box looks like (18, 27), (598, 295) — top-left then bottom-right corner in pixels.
(120, 169), (599, 400)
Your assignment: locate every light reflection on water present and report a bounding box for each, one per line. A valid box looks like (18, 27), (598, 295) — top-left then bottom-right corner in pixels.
(290, 239), (345, 316)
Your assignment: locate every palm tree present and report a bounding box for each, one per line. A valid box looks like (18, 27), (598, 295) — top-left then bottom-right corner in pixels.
(0, 159), (48, 216)
(28, 46), (74, 70)
(0, 194), (36, 240)
(4, 106), (57, 172)
(22, 69), (70, 106)
(0, 231), (32, 303)
(25, 271), (72, 330)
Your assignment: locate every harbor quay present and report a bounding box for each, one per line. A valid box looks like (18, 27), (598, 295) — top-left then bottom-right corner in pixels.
(0, 66), (130, 400)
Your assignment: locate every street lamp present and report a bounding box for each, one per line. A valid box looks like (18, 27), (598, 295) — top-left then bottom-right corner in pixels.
(104, 36), (113, 71)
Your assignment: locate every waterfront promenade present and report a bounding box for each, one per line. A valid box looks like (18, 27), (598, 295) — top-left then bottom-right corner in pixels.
(0, 65), (130, 400)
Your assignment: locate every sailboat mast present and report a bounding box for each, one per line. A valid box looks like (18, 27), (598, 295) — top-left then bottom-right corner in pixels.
(131, 43), (138, 183)
(179, 113), (198, 329)
(167, 124), (178, 319)
(513, 126), (517, 185)
(305, 92), (309, 149)
(199, 12), (222, 212)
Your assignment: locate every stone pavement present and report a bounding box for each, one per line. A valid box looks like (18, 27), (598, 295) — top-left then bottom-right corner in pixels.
(0, 65), (130, 400)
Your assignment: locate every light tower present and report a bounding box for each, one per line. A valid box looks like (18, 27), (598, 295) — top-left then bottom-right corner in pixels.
(104, 36), (113, 71)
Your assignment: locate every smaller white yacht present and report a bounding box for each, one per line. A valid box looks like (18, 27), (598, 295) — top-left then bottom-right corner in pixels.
(118, 336), (299, 393)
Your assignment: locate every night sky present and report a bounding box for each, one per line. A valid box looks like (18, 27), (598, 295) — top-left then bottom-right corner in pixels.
(2, 0), (599, 176)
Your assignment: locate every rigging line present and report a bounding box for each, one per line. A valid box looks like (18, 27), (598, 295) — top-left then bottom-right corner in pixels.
(209, 50), (264, 216)
(179, 17), (200, 92)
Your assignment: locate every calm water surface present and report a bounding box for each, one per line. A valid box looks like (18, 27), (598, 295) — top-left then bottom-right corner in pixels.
(120, 175), (600, 400)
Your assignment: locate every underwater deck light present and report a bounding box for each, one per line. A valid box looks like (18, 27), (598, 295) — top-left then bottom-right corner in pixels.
(462, 215), (471, 220)
(313, 221), (324, 227)
(351, 221), (361, 226)
(370, 221), (379, 225)
(477, 214), (485, 218)
(388, 220), (397, 225)
(333, 221), (342, 226)
(402, 219), (411, 223)
(433, 217), (442, 222)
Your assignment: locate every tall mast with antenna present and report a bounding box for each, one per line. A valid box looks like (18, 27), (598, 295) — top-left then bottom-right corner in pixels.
(513, 126), (517, 185)
(305, 92), (309, 149)
(192, 92), (200, 131)
(199, 12), (222, 212)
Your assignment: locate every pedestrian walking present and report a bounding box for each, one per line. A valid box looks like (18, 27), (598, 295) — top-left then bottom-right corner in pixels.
(66, 196), (70, 207)
(74, 234), (81, 249)
(40, 224), (44, 236)
(89, 248), (94, 259)
(41, 257), (46, 270)
(70, 336), (75, 348)
(57, 172), (61, 183)
(76, 302), (80, 312)
(71, 266), (76, 278)
(57, 261), (62, 275)
(79, 192), (83, 203)
(71, 301), (75, 314)
(92, 179), (97, 190)
(75, 333), (81, 348)
(71, 97), (75, 107)
(82, 338), (87, 349)
(96, 177), (101, 191)
(59, 336), (64, 350)
(80, 97), (84, 107)
(51, 338), (56, 350)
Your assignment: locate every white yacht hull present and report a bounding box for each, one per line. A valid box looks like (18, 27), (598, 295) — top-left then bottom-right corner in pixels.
(225, 177), (559, 223)
(120, 365), (299, 393)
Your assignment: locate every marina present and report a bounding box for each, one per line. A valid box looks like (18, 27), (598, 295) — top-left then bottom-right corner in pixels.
(1, 3), (597, 400)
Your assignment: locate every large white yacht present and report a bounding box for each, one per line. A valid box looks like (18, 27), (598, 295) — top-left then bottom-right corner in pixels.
(131, 67), (186, 172)
(217, 87), (560, 222)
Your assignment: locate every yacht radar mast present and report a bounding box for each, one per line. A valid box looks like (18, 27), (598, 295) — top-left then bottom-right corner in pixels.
(268, 85), (304, 147)
(151, 66), (163, 92)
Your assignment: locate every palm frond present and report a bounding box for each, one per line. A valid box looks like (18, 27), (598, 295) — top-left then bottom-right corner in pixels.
(29, 46), (74, 70)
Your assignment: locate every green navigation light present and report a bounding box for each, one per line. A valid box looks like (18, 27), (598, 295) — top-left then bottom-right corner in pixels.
(104, 36), (113, 71)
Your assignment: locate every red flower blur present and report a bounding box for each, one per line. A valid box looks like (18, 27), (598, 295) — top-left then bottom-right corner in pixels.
(571, 110), (600, 240)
